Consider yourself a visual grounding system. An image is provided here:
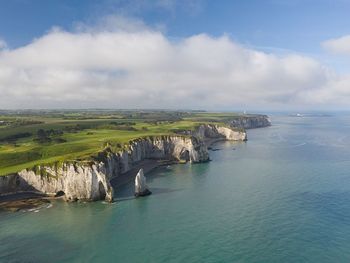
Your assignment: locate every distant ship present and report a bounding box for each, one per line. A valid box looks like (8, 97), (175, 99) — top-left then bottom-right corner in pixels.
(289, 113), (304, 117)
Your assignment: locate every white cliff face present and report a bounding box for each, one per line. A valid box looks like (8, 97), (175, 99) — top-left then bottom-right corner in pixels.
(0, 124), (248, 201)
(0, 135), (209, 201)
(123, 136), (209, 164)
(228, 115), (271, 129)
(3, 163), (114, 202)
(216, 126), (247, 141)
(194, 124), (247, 141)
(135, 168), (148, 194)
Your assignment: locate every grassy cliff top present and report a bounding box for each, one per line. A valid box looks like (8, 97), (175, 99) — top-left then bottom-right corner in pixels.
(0, 110), (256, 175)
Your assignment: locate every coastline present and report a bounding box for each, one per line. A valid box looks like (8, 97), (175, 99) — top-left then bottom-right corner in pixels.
(0, 116), (271, 210)
(0, 192), (50, 212)
(0, 136), (243, 211)
(111, 134), (247, 189)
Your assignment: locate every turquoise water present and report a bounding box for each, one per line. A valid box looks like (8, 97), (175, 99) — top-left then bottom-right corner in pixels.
(2, 115), (350, 262)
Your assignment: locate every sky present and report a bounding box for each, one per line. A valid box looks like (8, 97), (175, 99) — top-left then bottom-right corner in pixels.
(1, 0), (350, 110)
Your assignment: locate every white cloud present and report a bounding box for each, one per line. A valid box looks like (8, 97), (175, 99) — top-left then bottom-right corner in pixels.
(0, 22), (350, 110)
(0, 39), (7, 50)
(322, 35), (350, 55)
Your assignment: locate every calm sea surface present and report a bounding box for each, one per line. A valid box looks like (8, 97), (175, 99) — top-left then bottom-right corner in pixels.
(2, 114), (350, 262)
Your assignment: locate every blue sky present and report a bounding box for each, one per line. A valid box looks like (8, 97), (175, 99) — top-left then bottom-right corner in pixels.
(2, 0), (349, 53)
(1, 0), (350, 110)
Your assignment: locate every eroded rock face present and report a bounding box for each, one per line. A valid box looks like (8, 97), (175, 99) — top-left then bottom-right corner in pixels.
(124, 135), (209, 164)
(0, 135), (209, 201)
(193, 124), (247, 141)
(1, 163), (114, 202)
(216, 126), (247, 141)
(0, 175), (20, 194)
(227, 115), (271, 129)
(134, 168), (151, 197)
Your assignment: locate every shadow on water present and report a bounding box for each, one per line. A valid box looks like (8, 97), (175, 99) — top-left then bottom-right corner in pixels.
(0, 192), (46, 202)
(114, 164), (185, 201)
(115, 187), (183, 201)
(115, 196), (135, 202)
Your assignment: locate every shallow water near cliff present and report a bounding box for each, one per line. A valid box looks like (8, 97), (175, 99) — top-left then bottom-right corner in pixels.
(3, 114), (350, 262)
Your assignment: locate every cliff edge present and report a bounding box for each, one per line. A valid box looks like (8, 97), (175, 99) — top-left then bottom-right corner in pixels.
(227, 115), (271, 129)
(0, 124), (248, 202)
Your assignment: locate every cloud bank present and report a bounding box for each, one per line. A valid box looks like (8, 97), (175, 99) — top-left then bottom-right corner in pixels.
(0, 20), (349, 110)
(322, 35), (350, 56)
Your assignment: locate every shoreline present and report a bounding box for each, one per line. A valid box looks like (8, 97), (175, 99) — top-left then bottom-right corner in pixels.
(0, 138), (243, 211)
(110, 159), (174, 188)
(0, 192), (51, 212)
(111, 138), (233, 189)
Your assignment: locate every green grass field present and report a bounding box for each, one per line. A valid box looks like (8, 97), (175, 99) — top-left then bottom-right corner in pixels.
(0, 110), (252, 176)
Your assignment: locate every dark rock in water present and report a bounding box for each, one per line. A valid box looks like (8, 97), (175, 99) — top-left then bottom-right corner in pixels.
(135, 189), (152, 197)
(135, 168), (152, 197)
(211, 148), (221, 151)
(208, 146), (213, 150)
(0, 198), (50, 212)
(232, 148), (236, 150)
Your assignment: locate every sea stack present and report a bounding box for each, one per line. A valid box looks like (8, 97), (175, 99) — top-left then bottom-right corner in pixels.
(134, 168), (152, 197)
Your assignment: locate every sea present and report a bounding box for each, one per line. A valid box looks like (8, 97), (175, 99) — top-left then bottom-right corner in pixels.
(2, 113), (350, 262)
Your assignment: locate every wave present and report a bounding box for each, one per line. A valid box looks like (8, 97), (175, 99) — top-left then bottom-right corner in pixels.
(291, 142), (307, 147)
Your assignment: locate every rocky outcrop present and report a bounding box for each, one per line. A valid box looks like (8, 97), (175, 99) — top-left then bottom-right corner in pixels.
(0, 163), (114, 202)
(0, 175), (20, 194)
(124, 135), (210, 166)
(193, 124), (247, 142)
(227, 115), (271, 129)
(0, 123), (250, 202)
(134, 168), (151, 197)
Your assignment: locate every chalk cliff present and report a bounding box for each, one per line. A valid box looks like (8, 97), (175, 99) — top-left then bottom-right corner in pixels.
(0, 124), (247, 202)
(193, 124), (247, 141)
(228, 115), (271, 129)
(0, 162), (114, 202)
(134, 168), (151, 197)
